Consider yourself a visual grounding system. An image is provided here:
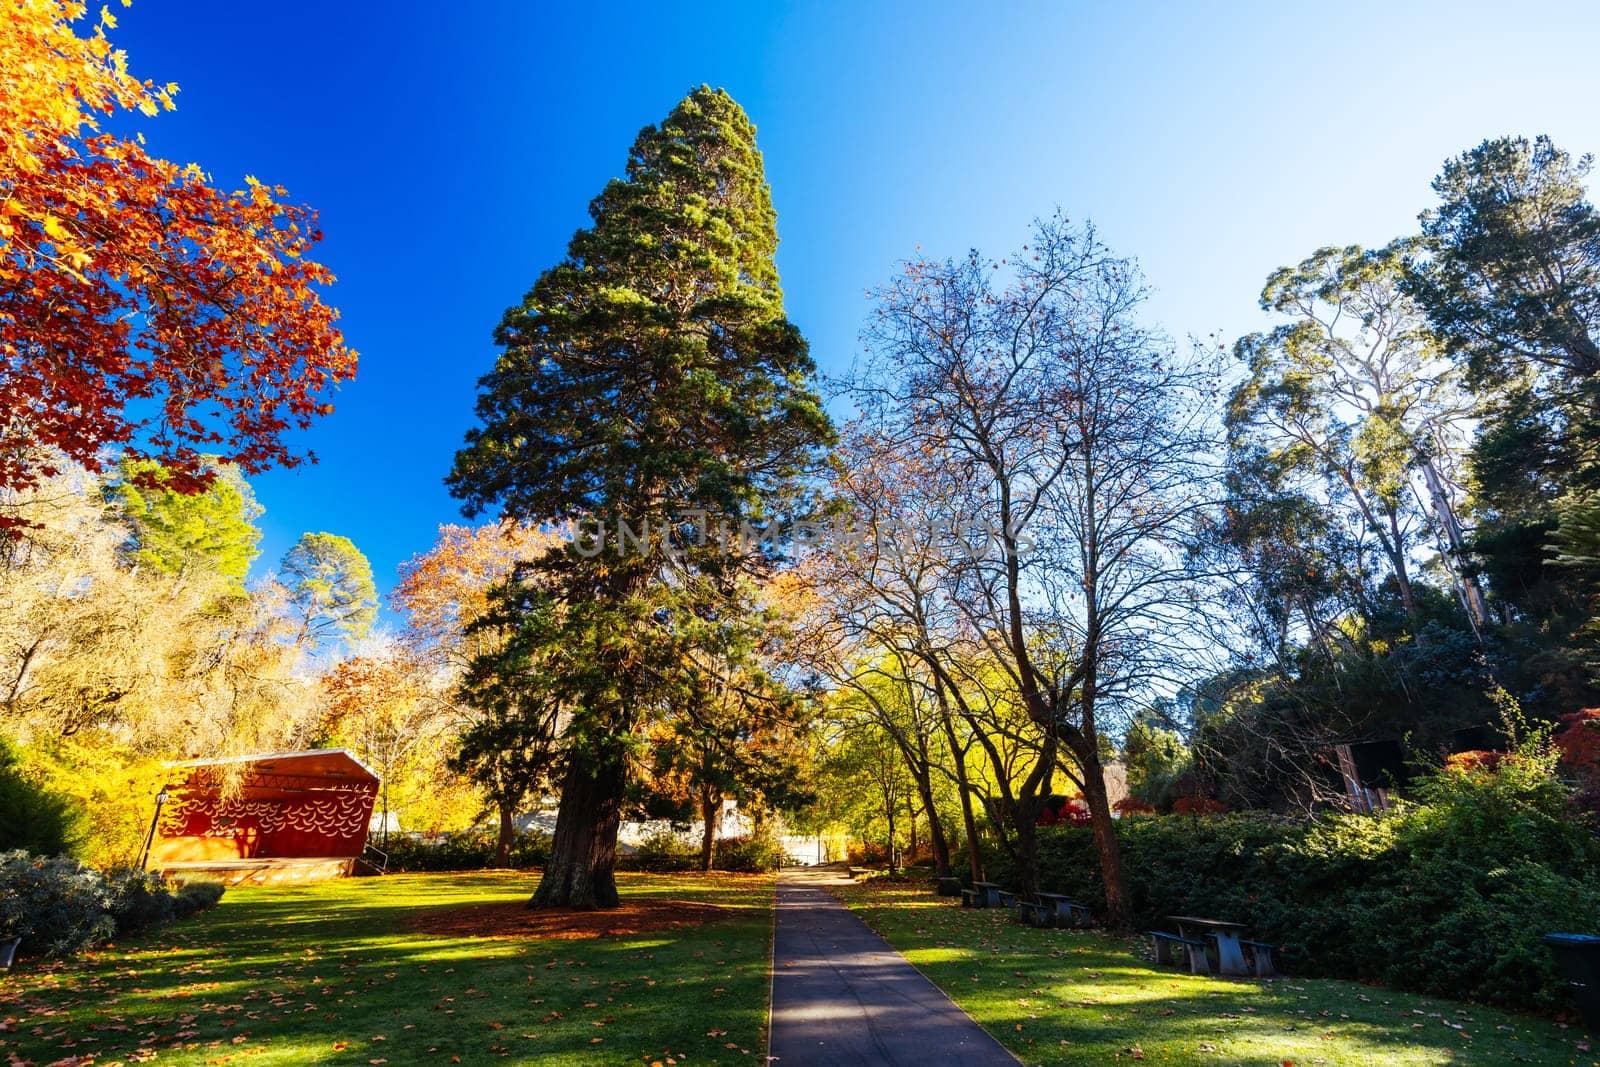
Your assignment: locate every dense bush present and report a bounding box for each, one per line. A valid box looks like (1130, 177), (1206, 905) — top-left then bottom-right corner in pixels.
(173, 880), (225, 918)
(620, 829), (699, 872)
(960, 755), (1600, 1017)
(616, 830), (786, 873)
(0, 852), (114, 956)
(0, 852), (224, 958)
(0, 740), (84, 857)
(711, 833), (786, 873)
(104, 868), (175, 935)
(976, 753), (1600, 1013)
(381, 829), (552, 872)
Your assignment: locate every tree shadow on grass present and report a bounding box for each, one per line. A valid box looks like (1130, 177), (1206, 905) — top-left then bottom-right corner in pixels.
(835, 880), (1597, 1067)
(0, 870), (776, 1067)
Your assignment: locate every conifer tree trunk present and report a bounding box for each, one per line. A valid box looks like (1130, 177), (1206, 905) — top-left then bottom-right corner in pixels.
(451, 87), (833, 910)
(529, 752), (625, 909)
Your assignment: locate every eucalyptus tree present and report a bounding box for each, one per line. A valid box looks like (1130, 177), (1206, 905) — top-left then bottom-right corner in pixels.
(1227, 243), (1483, 628)
(1413, 135), (1600, 383)
(448, 88), (832, 908)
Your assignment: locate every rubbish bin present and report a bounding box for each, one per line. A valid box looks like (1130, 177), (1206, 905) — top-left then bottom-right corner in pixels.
(1542, 933), (1600, 1030)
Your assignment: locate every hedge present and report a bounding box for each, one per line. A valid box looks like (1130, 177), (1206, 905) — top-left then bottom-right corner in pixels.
(380, 829), (552, 872)
(382, 827), (785, 874)
(616, 830), (786, 873)
(970, 755), (1600, 1013)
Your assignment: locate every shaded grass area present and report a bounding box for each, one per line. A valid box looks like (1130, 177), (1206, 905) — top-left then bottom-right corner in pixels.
(834, 878), (1599, 1067)
(0, 870), (774, 1066)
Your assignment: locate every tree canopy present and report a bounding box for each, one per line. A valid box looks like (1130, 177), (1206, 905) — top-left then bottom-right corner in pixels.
(0, 1), (355, 521)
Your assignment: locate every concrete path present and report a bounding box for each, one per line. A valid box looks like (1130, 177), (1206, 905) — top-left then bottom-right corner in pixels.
(768, 867), (1018, 1065)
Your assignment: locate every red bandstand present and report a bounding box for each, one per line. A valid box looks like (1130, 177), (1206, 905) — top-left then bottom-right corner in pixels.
(150, 748), (380, 886)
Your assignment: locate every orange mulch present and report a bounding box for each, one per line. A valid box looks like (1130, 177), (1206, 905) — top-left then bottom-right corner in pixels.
(405, 898), (743, 941)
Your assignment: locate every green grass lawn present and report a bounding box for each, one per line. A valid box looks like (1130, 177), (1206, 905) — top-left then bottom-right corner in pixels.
(0, 870), (774, 1066)
(833, 878), (1600, 1067)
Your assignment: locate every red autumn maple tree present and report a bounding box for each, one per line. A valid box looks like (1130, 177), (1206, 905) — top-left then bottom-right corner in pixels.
(0, 0), (355, 517)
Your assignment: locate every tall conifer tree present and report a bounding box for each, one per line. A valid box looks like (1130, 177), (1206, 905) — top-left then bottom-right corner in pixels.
(449, 87), (832, 908)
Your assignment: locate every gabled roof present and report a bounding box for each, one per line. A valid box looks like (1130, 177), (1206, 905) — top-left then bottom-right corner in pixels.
(166, 747), (380, 783)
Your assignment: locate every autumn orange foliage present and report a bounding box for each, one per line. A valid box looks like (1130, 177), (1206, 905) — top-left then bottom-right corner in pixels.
(1555, 709), (1600, 778)
(390, 522), (563, 658)
(1171, 796), (1227, 816)
(1112, 796), (1157, 815)
(0, 0), (354, 516)
(1443, 749), (1505, 774)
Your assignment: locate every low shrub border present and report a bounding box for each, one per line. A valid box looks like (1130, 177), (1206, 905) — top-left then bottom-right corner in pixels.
(0, 851), (225, 959)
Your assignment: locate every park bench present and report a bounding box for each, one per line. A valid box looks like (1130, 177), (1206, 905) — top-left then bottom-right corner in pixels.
(936, 876), (963, 897)
(1171, 915), (1250, 976)
(1036, 892), (1092, 928)
(960, 888), (980, 908)
(1016, 900), (1052, 927)
(1240, 938), (1277, 977)
(996, 890), (1017, 909)
(1150, 930), (1211, 975)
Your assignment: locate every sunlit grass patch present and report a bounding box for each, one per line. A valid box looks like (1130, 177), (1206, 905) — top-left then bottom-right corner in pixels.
(0, 870), (774, 1066)
(834, 879), (1598, 1067)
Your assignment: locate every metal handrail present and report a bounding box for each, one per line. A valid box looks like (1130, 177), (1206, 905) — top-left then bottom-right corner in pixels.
(360, 840), (389, 874)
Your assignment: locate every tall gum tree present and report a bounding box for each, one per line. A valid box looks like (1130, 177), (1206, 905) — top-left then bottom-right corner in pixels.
(1226, 244), (1485, 630)
(448, 87), (832, 909)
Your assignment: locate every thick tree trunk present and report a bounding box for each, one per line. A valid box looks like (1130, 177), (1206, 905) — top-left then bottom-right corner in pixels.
(699, 787), (719, 872)
(529, 753), (625, 909)
(907, 794), (919, 861)
(495, 798), (516, 867)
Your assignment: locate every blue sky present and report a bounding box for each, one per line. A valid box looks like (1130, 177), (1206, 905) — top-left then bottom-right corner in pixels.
(110, 0), (1600, 612)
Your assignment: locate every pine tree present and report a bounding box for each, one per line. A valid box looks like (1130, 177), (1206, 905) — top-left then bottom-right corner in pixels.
(448, 87), (832, 908)
(110, 458), (264, 591)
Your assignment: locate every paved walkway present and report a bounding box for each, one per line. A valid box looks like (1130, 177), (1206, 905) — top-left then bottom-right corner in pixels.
(768, 867), (1018, 1065)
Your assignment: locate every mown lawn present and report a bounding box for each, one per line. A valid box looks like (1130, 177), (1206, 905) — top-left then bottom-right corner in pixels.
(0, 870), (774, 1066)
(833, 878), (1600, 1067)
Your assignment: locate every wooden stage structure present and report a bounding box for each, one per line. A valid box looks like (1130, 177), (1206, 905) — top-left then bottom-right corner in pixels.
(150, 748), (380, 886)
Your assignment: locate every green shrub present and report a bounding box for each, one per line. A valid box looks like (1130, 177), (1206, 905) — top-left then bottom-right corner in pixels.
(0, 851), (114, 957)
(0, 740), (84, 858)
(0, 852), (226, 958)
(715, 833), (785, 873)
(104, 867), (175, 935)
(383, 829), (552, 873)
(622, 829), (699, 873)
(1013, 756), (1600, 1013)
(172, 880), (225, 918)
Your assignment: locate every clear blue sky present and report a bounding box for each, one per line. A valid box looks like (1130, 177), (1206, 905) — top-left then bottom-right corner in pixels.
(111, 0), (1600, 613)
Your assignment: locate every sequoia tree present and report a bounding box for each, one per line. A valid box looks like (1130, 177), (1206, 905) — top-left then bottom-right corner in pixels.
(448, 87), (832, 908)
